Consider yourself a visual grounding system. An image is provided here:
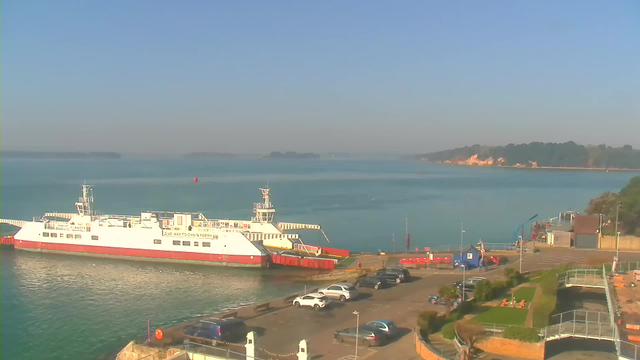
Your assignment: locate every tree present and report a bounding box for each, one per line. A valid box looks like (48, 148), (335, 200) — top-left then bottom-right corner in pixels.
(456, 321), (484, 358)
(586, 176), (640, 235)
(438, 285), (461, 317)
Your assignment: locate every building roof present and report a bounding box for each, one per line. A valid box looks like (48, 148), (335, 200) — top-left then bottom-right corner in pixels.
(573, 215), (599, 234)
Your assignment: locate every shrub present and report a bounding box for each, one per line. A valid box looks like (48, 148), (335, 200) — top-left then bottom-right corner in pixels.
(539, 273), (558, 296)
(474, 280), (494, 302)
(503, 268), (522, 287)
(417, 310), (438, 333)
(503, 327), (540, 343)
(442, 322), (456, 339)
(532, 294), (557, 328)
(492, 280), (508, 297)
(448, 312), (462, 322)
(458, 301), (474, 315)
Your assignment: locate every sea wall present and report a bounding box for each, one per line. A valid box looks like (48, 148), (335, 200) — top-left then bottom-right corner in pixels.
(600, 236), (640, 250)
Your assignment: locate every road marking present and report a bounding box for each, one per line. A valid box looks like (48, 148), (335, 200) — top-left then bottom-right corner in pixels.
(337, 348), (377, 360)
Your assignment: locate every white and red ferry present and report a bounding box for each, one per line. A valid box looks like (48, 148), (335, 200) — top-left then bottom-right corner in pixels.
(1, 185), (339, 268)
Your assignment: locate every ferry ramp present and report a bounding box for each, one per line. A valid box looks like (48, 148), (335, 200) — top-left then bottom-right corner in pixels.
(0, 219), (26, 228)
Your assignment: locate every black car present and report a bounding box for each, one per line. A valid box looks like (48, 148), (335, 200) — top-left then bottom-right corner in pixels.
(355, 276), (388, 290)
(183, 319), (248, 344)
(376, 268), (410, 284)
(334, 326), (387, 347)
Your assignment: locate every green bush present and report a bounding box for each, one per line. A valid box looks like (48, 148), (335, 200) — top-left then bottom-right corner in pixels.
(503, 268), (522, 287)
(503, 327), (540, 343)
(448, 312), (462, 322)
(474, 280), (494, 302)
(532, 294), (557, 328)
(442, 322), (456, 340)
(492, 280), (508, 297)
(417, 310), (438, 333)
(458, 301), (474, 315)
(539, 273), (558, 296)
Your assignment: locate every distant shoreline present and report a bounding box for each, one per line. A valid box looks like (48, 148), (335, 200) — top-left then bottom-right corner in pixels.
(423, 161), (640, 172)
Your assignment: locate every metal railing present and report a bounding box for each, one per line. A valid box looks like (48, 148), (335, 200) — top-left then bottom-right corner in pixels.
(558, 269), (605, 288)
(543, 309), (615, 341)
(550, 310), (611, 325)
(614, 261), (640, 273)
(184, 343), (266, 360)
(416, 328), (459, 360)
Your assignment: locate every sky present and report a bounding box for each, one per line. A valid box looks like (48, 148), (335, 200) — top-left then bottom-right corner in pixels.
(2, 1), (639, 154)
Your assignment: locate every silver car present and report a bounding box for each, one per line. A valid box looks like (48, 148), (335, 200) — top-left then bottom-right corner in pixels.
(318, 282), (359, 302)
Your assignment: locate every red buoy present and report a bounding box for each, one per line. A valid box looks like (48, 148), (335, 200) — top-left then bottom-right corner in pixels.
(193, 177), (198, 182)
(155, 328), (164, 340)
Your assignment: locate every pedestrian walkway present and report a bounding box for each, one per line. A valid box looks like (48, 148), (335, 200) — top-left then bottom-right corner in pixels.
(427, 333), (459, 359)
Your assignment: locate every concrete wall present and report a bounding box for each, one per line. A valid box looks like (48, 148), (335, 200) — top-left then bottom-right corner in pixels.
(414, 331), (447, 360)
(600, 235), (640, 250)
(475, 338), (544, 360)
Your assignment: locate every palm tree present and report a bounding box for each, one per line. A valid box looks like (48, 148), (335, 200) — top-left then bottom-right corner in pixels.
(438, 285), (460, 317)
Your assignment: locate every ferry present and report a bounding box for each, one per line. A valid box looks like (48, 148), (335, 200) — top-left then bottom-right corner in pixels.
(0, 185), (336, 268)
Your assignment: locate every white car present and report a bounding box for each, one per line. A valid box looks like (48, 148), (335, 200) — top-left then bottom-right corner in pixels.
(293, 293), (330, 310)
(318, 283), (359, 302)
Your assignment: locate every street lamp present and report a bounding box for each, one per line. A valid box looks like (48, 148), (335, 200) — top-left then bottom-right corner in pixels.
(460, 223), (466, 296)
(353, 311), (360, 359)
(519, 235), (523, 273)
(615, 204), (621, 260)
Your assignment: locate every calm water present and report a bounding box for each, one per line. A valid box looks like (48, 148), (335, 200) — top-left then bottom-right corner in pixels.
(1, 159), (636, 359)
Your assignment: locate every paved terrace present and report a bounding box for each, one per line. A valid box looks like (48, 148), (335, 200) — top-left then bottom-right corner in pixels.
(150, 248), (640, 360)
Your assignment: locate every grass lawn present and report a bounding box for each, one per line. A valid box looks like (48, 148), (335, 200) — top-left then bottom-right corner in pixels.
(514, 286), (537, 302)
(473, 307), (528, 326)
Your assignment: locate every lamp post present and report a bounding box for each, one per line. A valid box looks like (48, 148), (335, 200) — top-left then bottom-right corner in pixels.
(392, 233), (395, 254)
(519, 235), (523, 273)
(460, 223), (465, 296)
(615, 204), (621, 260)
(353, 311), (360, 359)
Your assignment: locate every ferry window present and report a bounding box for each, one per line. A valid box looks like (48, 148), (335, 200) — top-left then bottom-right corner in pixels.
(91, 235), (99, 240)
(203, 242), (211, 247)
(194, 241), (199, 246)
(154, 239), (162, 245)
(173, 240), (181, 246)
(213, 235), (218, 240)
(60, 233), (64, 238)
(74, 234), (82, 239)
(51, 233), (58, 238)
(182, 241), (190, 246)
(67, 234), (73, 239)
(43, 232), (50, 237)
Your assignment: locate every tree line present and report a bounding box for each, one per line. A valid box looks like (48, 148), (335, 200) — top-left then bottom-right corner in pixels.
(417, 142), (640, 169)
(586, 176), (640, 236)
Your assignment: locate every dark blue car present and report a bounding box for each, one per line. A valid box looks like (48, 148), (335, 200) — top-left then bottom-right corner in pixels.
(183, 319), (248, 344)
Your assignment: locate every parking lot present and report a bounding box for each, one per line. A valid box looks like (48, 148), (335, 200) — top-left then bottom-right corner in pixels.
(190, 248), (640, 360)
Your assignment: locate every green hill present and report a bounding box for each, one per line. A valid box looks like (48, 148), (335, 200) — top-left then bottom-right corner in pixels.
(416, 142), (640, 169)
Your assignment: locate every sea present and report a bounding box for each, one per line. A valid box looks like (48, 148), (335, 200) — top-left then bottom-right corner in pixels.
(0, 158), (636, 360)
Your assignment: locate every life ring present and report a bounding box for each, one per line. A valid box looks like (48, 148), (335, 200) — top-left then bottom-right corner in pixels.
(155, 328), (164, 340)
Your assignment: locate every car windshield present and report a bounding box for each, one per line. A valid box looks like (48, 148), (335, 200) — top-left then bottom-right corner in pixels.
(387, 321), (397, 329)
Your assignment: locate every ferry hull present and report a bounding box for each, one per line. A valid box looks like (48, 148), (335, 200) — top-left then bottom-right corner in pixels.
(14, 240), (269, 268)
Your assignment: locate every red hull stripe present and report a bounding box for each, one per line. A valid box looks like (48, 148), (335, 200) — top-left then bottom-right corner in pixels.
(15, 240), (267, 266)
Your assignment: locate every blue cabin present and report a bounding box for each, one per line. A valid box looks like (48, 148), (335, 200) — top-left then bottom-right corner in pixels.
(453, 246), (482, 269)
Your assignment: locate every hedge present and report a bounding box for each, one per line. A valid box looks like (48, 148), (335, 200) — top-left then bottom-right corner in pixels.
(417, 310), (438, 333)
(532, 294), (557, 328)
(503, 327), (540, 343)
(442, 322), (456, 340)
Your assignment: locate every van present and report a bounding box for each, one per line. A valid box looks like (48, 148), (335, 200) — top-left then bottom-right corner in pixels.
(183, 319), (248, 344)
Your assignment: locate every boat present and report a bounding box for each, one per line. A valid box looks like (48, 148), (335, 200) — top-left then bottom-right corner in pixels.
(0, 185), (338, 268)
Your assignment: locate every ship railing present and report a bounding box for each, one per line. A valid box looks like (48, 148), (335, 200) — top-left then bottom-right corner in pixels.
(253, 203), (273, 210)
(44, 223), (91, 232)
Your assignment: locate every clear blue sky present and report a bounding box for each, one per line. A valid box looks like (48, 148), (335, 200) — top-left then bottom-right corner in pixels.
(2, 1), (639, 154)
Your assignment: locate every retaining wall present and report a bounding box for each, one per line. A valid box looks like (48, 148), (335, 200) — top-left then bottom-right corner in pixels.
(475, 338), (544, 360)
(414, 331), (447, 360)
(600, 236), (640, 250)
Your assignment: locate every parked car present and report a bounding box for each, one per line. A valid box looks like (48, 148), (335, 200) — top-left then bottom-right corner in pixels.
(376, 268), (409, 284)
(293, 293), (330, 310)
(363, 319), (398, 338)
(334, 326), (386, 347)
(318, 283), (359, 301)
(355, 276), (388, 290)
(387, 267), (411, 280)
(454, 276), (486, 290)
(428, 295), (461, 308)
(183, 319), (248, 344)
